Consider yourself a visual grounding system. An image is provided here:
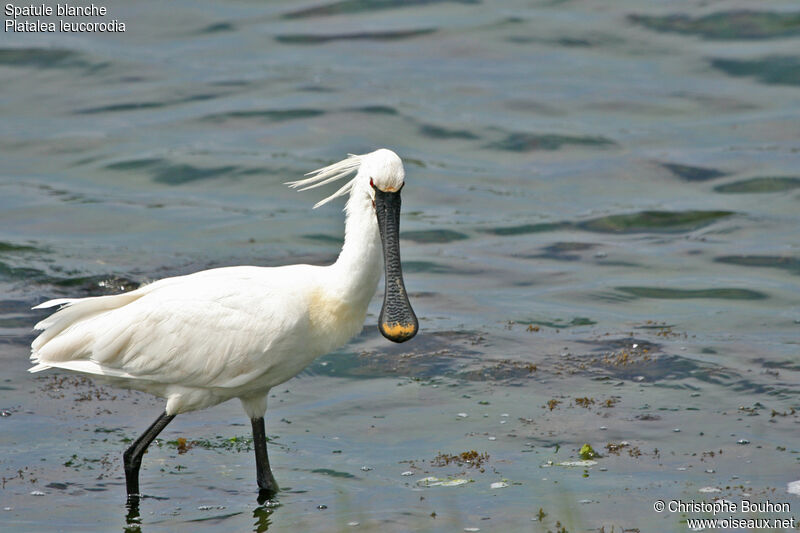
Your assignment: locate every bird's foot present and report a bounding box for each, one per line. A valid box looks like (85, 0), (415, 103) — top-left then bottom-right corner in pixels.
(256, 478), (279, 505)
(125, 495), (142, 526)
(257, 489), (279, 505)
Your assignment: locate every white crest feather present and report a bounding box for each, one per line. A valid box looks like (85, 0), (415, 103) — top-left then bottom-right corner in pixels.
(286, 154), (362, 209)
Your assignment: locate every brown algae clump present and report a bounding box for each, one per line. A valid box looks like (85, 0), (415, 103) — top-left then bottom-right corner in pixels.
(605, 441), (642, 457)
(574, 397), (595, 408)
(174, 437), (193, 454)
(432, 450), (489, 468)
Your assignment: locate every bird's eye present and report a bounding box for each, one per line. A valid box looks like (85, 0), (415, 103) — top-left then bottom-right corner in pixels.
(369, 178), (375, 189)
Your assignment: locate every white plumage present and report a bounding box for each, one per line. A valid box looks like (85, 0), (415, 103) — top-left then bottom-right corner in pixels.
(29, 148), (418, 501)
(32, 265), (362, 416)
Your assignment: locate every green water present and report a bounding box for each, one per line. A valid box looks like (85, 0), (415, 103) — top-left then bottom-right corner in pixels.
(1, 1), (799, 531)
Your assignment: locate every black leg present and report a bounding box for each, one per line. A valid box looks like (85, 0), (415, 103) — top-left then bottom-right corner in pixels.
(123, 411), (175, 502)
(251, 417), (278, 500)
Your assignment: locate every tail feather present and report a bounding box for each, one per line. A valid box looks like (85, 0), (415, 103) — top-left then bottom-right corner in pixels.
(29, 359), (136, 379)
(32, 298), (79, 310)
(31, 290), (145, 363)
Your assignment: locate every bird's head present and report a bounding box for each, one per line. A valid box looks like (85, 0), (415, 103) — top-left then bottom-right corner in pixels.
(358, 148), (405, 196)
(287, 149), (418, 344)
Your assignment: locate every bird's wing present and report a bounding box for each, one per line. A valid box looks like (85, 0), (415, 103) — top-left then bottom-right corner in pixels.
(31, 266), (313, 389)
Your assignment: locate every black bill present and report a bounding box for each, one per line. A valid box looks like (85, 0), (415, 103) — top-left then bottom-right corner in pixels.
(374, 188), (418, 343)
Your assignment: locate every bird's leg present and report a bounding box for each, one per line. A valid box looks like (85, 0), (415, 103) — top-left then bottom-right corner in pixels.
(251, 416), (278, 500)
(123, 411), (175, 502)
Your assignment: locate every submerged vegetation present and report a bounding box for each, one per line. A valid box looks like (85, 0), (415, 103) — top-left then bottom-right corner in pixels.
(164, 435), (256, 454)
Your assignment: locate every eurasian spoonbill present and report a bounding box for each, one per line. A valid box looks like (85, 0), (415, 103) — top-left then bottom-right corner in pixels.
(30, 148), (418, 502)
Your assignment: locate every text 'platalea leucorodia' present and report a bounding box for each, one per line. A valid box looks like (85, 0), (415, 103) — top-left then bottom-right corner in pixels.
(29, 148), (418, 503)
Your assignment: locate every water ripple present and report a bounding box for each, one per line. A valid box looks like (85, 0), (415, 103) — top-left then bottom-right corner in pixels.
(275, 28), (436, 44)
(713, 177), (800, 194)
(711, 56), (800, 87)
(488, 132), (617, 152)
(629, 11), (800, 40)
(283, 0), (478, 19)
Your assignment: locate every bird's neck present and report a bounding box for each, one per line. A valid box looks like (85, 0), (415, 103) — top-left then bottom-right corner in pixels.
(328, 189), (383, 307)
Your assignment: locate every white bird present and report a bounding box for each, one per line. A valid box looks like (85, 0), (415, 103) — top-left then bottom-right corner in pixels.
(29, 148), (418, 503)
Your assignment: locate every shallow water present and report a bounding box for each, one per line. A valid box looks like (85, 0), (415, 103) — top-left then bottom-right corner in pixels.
(1, 1), (799, 531)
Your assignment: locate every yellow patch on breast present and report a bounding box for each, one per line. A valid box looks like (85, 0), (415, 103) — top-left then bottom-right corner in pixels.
(308, 288), (364, 349)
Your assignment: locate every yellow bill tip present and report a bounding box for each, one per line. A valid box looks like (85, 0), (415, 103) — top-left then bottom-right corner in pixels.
(380, 322), (417, 342)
